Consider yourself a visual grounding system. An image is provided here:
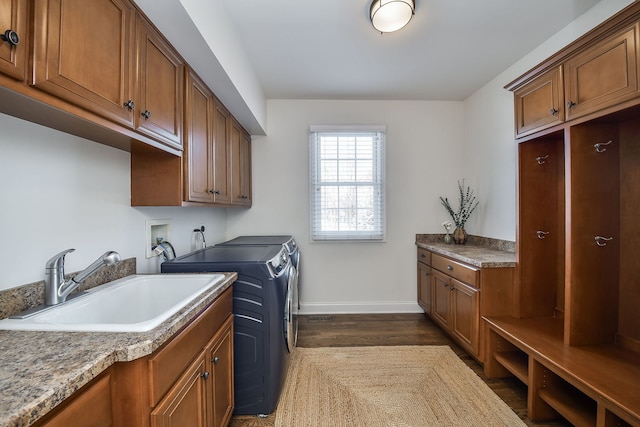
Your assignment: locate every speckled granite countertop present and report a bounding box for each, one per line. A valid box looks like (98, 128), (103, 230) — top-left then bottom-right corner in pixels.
(416, 234), (516, 268)
(0, 272), (237, 427)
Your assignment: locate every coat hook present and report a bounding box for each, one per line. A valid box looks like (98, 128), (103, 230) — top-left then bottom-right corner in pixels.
(536, 155), (549, 165)
(595, 236), (613, 247)
(594, 140), (612, 153)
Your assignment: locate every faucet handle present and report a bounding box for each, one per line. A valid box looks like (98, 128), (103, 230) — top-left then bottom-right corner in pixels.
(45, 248), (75, 270)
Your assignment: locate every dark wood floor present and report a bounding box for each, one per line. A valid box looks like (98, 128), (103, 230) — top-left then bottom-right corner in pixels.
(229, 313), (571, 427)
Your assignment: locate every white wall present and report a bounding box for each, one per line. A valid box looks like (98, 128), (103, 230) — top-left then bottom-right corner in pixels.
(226, 100), (465, 313)
(0, 113), (228, 291)
(226, 0), (636, 314)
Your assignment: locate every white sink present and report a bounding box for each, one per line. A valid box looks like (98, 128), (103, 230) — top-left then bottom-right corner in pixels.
(0, 274), (226, 332)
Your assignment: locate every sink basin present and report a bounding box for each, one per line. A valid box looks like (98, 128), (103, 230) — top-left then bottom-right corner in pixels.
(0, 274), (226, 332)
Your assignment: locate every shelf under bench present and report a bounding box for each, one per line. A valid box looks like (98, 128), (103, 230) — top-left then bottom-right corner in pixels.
(484, 316), (640, 426)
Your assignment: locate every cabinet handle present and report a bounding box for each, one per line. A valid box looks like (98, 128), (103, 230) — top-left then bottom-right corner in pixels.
(447, 265), (453, 271)
(1, 30), (19, 47)
(212, 356), (220, 364)
(141, 110), (151, 120)
(536, 155), (549, 165)
(567, 101), (576, 108)
(241, 195), (249, 199)
(550, 108), (558, 116)
(443, 283), (448, 288)
(594, 140), (612, 153)
(536, 230), (549, 239)
(201, 371), (210, 380)
(123, 100), (135, 111)
(595, 236), (613, 247)
(209, 189), (221, 195)
(420, 253), (426, 258)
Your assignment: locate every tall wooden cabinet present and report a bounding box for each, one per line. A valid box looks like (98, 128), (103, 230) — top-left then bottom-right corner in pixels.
(487, 4), (640, 426)
(0, 0), (27, 81)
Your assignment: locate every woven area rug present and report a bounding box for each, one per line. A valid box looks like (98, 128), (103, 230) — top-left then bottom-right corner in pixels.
(275, 346), (526, 427)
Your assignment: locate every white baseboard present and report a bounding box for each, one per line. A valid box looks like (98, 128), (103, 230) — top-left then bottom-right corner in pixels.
(299, 301), (424, 315)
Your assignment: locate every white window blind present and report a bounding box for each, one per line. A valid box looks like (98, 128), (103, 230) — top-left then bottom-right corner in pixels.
(309, 125), (386, 241)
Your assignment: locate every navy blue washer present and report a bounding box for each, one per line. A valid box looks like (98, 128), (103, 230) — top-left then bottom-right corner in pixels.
(161, 245), (291, 416)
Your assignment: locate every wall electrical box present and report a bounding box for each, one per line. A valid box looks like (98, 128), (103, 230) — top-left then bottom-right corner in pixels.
(145, 219), (173, 259)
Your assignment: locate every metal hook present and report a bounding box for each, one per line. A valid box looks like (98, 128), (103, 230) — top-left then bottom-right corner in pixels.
(594, 140), (612, 153)
(536, 231), (549, 239)
(595, 236), (613, 247)
(536, 155), (549, 165)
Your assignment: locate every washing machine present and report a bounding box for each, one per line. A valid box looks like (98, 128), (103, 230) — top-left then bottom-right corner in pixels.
(161, 245), (294, 416)
(217, 235), (300, 348)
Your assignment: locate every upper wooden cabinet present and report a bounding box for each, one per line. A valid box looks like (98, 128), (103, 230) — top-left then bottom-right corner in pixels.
(508, 15), (640, 138)
(212, 99), (232, 204)
(0, 0), (28, 81)
(564, 24), (640, 121)
(131, 75), (252, 208)
(135, 15), (184, 150)
(32, 0), (136, 127)
(514, 66), (564, 138)
(184, 69), (215, 204)
(230, 118), (252, 206)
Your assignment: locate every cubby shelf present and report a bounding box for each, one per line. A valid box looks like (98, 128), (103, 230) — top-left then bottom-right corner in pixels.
(494, 351), (528, 385)
(538, 386), (596, 427)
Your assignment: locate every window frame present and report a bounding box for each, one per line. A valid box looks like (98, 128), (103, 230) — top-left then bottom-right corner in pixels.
(309, 125), (386, 242)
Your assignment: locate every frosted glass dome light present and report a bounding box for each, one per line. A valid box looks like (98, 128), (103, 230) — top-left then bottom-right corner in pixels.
(370, 0), (415, 33)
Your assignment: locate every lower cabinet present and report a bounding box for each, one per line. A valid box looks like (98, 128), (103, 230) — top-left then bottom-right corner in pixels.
(33, 286), (234, 427)
(431, 269), (479, 356)
(417, 247), (514, 363)
(152, 315), (234, 427)
(33, 370), (114, 427)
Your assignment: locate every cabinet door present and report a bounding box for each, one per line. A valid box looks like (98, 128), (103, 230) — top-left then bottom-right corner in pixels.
(184, 69), (214, 203)
(565, 24), (640, 120)
(431, 269), (451, 329)
(135, 16), (184, 150)
(417, 262), (431, 313)
(514, 66), (563, 138)
(0, 0), (27, 81)
(450, 279), (479, 356)
(151, 355), (208, 427)
(33, 0), (136, 126)
(36, 371), (113, 427)
(230, 119), (252, 206)
(206, 317), (234, 427)
(212, 99), (232, 204)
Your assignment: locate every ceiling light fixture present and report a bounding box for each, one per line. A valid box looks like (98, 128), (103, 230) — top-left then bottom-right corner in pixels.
(370, 0), (415, 33)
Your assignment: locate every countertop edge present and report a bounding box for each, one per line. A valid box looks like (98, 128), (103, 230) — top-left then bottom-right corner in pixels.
(0, 272), (237, 427)
(416, 241), (516, 268)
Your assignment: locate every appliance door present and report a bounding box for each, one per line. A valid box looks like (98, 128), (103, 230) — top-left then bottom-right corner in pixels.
(284, 264), (298, 352)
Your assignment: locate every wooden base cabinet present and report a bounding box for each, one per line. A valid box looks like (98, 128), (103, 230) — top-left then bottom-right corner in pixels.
(152, 316), (234, 427)
(33, 287), (235, 427)
(416, 248), (514, 363)
(417, 248), (431, 313)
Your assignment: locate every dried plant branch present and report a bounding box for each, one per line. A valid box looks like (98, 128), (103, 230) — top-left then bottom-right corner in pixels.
(439, 179), (479, 228)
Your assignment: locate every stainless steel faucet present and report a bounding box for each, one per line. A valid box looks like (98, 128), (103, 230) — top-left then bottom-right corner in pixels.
(45, 249), (121, 306)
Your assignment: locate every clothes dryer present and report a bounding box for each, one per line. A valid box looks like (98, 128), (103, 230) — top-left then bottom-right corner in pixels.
(217, 235), (300, 349)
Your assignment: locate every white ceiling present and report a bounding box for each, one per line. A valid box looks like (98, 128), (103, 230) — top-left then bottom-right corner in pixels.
(221, 0), (601, 101)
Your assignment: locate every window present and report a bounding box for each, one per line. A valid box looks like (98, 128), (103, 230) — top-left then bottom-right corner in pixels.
(309, 125), (386, 241)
